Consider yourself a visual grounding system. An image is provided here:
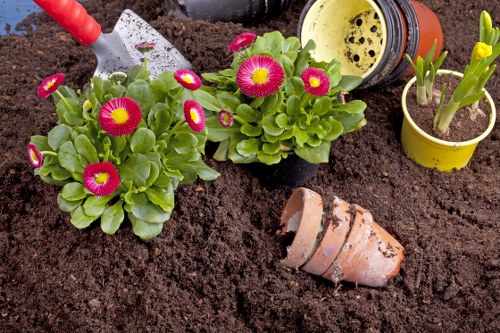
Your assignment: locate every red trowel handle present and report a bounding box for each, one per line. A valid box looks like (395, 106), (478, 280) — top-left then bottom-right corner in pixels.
(33, 0), (101, 46)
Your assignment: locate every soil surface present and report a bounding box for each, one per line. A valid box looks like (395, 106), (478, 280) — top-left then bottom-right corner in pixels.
(1, 0), (499, 332)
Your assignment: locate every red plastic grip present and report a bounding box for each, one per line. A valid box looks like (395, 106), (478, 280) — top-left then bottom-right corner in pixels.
(33, 0), (102, 46)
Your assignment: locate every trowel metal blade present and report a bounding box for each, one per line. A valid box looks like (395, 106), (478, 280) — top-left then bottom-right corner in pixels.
(90, 9), (191, 79)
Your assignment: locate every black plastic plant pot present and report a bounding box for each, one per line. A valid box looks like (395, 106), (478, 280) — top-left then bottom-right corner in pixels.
(249, 153), (319, 188)
(169, 0), (296, 22)
(297, 0), (443, 89)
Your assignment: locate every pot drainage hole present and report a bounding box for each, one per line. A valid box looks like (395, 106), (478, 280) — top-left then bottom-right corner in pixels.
(344, 9), (383, 73)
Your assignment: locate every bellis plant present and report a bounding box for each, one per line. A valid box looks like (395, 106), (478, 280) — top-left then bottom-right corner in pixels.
(407, 11), (499, 137)
(198, 31), (367, 165)
(28, 64), (220, 240)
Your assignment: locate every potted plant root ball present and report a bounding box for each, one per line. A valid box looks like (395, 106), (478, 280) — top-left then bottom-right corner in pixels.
(27, 50), (220, 240)
(401, 11), (498, 171)
(277, 187), (404, 288)
(198, 31), (367, 187)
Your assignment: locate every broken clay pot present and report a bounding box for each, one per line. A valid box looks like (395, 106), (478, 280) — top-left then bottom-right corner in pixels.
(278, 187), (404, 287)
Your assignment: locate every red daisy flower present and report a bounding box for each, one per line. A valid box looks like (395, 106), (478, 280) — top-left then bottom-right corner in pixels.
(27, 143), (43, 168)
(183, 100), (206, 132)
(134, 42), (156, 53)
(83, 162), (120, 196)
(229, 32), (257, 52)
(174, 69), (202, 90)
(236, 55), (284, 98)
(37, 73), (65, 99)
(218, 110), (233, 128)
(301, 67), (331, 96)
(98, 97), (142, 137)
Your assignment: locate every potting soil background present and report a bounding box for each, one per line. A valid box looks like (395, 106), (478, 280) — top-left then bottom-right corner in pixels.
(0, 0), (499, 331)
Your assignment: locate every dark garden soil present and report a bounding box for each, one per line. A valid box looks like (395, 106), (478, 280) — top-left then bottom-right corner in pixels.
(0, 0), (499, 332)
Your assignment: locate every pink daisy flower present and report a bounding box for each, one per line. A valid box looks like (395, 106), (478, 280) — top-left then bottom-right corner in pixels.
(98, 97), (142, 137)
(134, 42), (156, 53)
(218, 110), (233, 128)
(236, 55), (284, 98)
(301, 67), (330, 96)
(174, 69), (202, 91)
(83, 162), (120, 197)
(183, 100), (206, 132)
(27, 143), (43, 168)
(37, 73), (65, 99)
(229, 32), (257, 52)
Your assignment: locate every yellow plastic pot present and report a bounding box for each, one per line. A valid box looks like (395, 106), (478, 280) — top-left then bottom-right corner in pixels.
(401, 70), (497, 172)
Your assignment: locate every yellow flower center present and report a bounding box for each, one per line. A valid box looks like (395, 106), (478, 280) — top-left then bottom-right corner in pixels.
(190, 109), (199, 123)
(182, 75), (194, 84)
(309, 77), (321, 88)
(95, 172), (109, 185)
(476, 42), (492, 59)
(223, 113), (231, 123)
(252, 68), (269, 84)
(110, 107), (130, 125)
(45, 79), (56, 91)
(30, 150), (39, 162)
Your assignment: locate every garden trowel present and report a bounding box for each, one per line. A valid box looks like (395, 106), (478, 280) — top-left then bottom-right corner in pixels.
(33, 0), (191, 79)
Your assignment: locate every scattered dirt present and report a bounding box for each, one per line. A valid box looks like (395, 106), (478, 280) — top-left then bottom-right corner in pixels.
(0, 0), (499, 332)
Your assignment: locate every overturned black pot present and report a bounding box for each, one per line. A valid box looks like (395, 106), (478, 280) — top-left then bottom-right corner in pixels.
(249, 152), (319, 188)
(167, 0), (296, 22)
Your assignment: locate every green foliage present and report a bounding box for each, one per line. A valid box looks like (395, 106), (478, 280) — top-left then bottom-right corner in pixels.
(201, 31), (367, 165)
(30, 66), (220, 239)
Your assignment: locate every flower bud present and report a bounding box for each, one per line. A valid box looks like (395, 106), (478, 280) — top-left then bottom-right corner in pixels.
(480, 11), (493, 36)
(474, 42), (493, 60)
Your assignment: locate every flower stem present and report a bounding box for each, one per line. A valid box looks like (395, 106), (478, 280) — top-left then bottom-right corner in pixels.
(416, 84), (428, 106)
(55, 90), (74, 113)
(435, 99), (461, 136)
(41, 151), (58, 157)
(232, 115), (249, 126)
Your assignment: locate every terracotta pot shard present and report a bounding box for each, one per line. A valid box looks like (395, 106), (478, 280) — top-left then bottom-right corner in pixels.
(278, 188), (404, 288)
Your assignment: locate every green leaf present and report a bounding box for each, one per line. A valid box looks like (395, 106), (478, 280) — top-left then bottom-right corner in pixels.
(262, 116), (284, 136)
(217, 91), (240, 110)
(61, 182), (87, 201)
(262, 142), (281, 155)
(83, 195), (114, 217)
(30, 136), (51, 153)
(70, 206), (98, 229)
(58, 141), (85, 174)
(145, 161), (160, 188)
(294, 141), (331, 164)
(126, 79), (155, 114)
(59, 98), (83, 126)
(312, 96), (333, 116)
(256, 151), (283, 165)
(129, 214), (164, 240)
(74, 134), (98, 164)
(236, 104), (260, 123)
(193, 89), (223, 111)
(129, 192), (171, 223)
(236, 138), (260, 157)
(240, 124), (263, 137)
(145, 187), (175, 213)
(286, 95), (301, 117)
(100, 201), (125, 235)
(170, 132), (198, 154)
(57, 194), (82, 213)
(119, 154), (151, 188)
(206, 116), (241, 142)
(148, 103), (173, 136)
(48, 125), (73, 151)
(131, 128), (156, 153)
(338, 75), (363, 92)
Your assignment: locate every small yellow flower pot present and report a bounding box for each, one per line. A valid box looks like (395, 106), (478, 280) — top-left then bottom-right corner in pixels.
(401, 70), (496, 172)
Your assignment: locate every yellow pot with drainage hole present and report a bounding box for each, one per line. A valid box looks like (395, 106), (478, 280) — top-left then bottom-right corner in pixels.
(401, 70), (497, 172)
(298, 0), (444, 89)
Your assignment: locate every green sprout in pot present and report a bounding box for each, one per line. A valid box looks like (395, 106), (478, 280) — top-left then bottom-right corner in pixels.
(198, 31), (367, 165)
(407, 11), (499, 138)
(28, 63), (220, 240)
